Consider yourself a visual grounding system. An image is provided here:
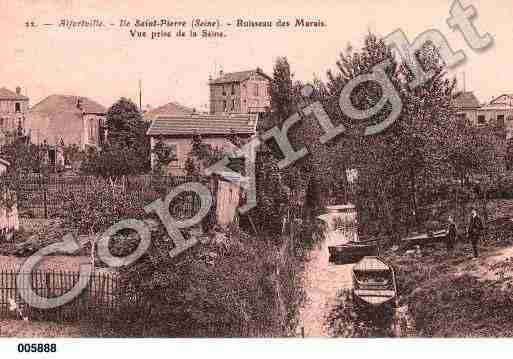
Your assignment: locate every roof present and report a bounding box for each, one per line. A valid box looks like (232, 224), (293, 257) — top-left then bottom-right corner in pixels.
(209, 68), (271, 85)
(353, 256), (391, 272)
(143, 101), (195, 122)
(147, 113), (258, 136)
(30, 94), (106, 114)
(452, 92), (481, 109)
(490, 94), (513, 106)
(480, 103), (513, 111)
(0, 87), (28, 101)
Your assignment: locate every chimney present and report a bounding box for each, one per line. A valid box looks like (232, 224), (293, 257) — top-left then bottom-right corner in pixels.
(219, 70), (223, 76)
(16, 87), (21, 95)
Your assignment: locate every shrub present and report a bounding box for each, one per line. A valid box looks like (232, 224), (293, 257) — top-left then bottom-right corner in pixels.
(327, 289), (395, 337)
(99, 230), (305, 337)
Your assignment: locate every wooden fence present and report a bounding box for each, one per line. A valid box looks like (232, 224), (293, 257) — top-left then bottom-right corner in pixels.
(0, 269), (122, 322)
(0, 174), (201, 219)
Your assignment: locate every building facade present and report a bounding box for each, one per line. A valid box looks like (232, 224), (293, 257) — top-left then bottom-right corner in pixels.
(0, 87), (30, 141)
(27, 95), (107, 150)
(209, 68), (271, 115)
(147, 113), (258, 175)
(452, 92), (513, 139)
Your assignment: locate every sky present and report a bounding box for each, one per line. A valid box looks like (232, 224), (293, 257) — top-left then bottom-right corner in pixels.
(0, 0), (511, 111)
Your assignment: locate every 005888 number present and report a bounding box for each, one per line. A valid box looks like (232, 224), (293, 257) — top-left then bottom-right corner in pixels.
(17, 343), (57, 353)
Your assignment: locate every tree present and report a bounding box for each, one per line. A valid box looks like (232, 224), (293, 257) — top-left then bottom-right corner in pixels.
(0, 131), (40, 175)
(308, 33), (457, 235)
(81, 142), (147, 179)
(106, 98), (148, 149)
(271, 57), (294, 125)
(81, 98), (150, 178)
(151, 136), (177, 174)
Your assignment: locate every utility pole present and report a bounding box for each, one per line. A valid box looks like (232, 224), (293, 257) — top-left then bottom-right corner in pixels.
(139, 79), (142, 112)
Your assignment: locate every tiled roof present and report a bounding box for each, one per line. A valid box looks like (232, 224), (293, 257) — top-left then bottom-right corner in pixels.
(30, 94), (106, 114)
(452, 91), (480, 109)
(209, 68), (271, 84)
(143, 101), (195, 122)
(0, 87), (28, 101)
(147, 114), (258, 136)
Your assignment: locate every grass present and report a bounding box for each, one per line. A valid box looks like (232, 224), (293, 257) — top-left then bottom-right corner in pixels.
(0, 319), (81, 337)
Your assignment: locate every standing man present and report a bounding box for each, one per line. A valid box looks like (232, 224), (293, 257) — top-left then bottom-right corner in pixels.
(468, 209), (483, 258)
(446, 215), (457, 253)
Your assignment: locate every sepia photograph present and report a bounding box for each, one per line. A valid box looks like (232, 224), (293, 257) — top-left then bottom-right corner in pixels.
(0, 0), (512, 355)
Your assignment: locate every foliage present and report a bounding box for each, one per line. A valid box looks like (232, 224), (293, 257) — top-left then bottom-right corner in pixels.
(184, 134), (225, 179)
(103, 230), (305, 337)
(58, 179), (161, 235)
(80, 98), (150, 178)
(80, 142), (148, 179)
(243, 146), (290, 236)
(408, 274), (513, 337)
(63, 144), (85, 171)
(270, 57), (295, 125)
(106, 97), (148, 149)
(151, 136), (177, 174)
(327, 289), (395, 337)
(0, 136), (41, 175)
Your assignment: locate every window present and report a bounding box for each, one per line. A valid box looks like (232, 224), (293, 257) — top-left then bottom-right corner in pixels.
(231, 83), (235, 95)
(222, 85), (227, 96)
(15, 103), (20, 112)
(0, 118), (3, 128)
(223, 100), (227, 112)
(168, 144), (178, 164)
(456, 113), (466, 122)
(477, 115), (486, 125)
(232, 99), (235, 111)
(89, 118), (95, 141)
(497, 115), (505, 127)
(254, 84), (259, 97)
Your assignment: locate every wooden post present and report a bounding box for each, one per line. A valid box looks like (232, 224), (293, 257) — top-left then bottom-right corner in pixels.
(41, 174), (48, 219)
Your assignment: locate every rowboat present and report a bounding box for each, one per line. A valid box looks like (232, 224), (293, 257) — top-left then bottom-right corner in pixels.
(328, 238), (379, 264)
(402, 229), (448, 248)
(352, 256), (397, 308)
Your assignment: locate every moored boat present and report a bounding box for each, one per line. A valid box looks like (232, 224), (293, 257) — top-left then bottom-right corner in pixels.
(352, 256), (397, 308)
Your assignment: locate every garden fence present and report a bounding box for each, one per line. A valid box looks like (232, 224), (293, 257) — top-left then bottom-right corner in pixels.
(0, 174), (201, 219)
(0, 269), (129, 322)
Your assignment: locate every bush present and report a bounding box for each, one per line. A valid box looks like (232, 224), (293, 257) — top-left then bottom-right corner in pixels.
(408, 274), (513, 337)
(97, 230), (306, 337)
(327, 289), (395, 337)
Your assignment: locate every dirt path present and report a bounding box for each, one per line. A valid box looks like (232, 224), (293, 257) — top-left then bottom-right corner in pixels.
(454, 243), (513, 281)
(298, 241), (353, 337)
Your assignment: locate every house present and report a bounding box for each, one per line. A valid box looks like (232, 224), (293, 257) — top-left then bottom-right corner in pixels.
(147, 113), (258, 175)
(209, 68), (271, 114)
(143, 101), (196, 122)
(452, 91), (481, 125)
(452, 92), (513, 139)
(0, 87), (30, 142)
(27, 95), (107, 151)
